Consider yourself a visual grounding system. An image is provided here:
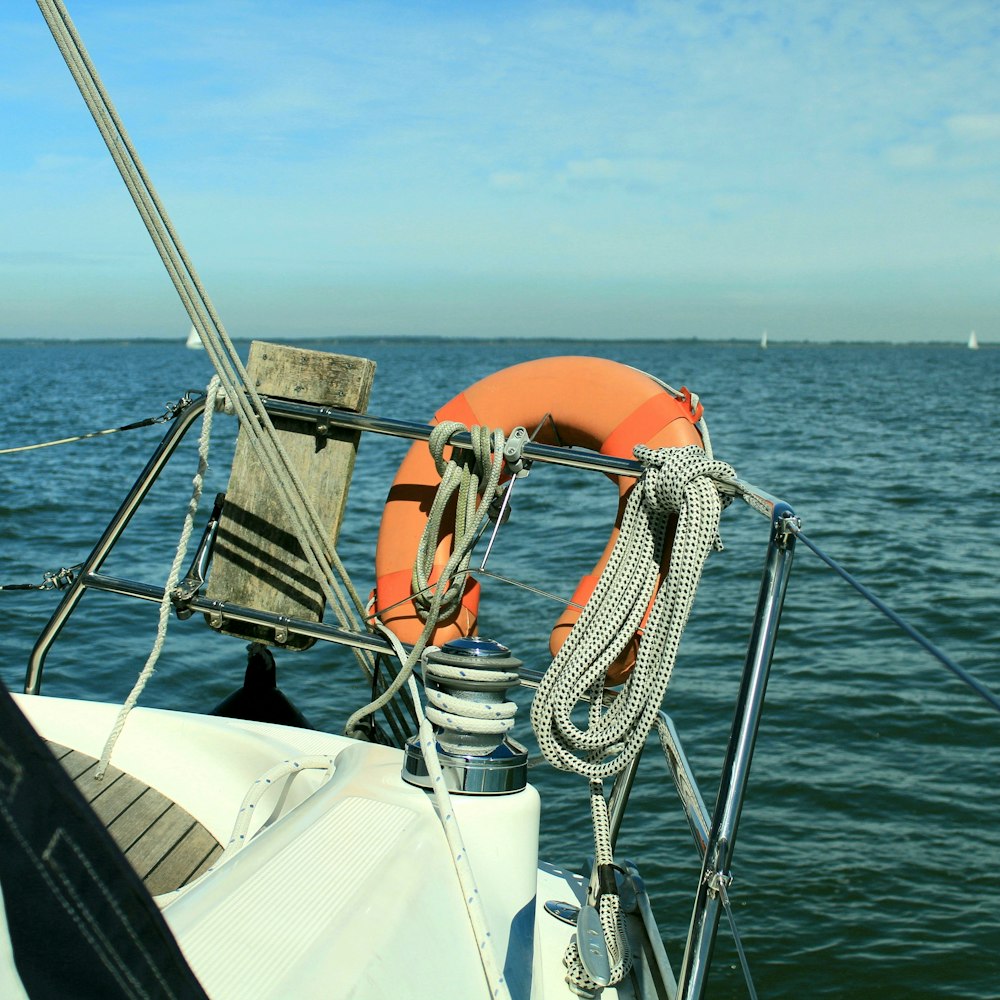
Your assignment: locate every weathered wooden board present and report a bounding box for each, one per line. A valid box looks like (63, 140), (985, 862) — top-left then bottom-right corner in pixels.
(49, 742), (223, 895)
(206, 342), (376, 648)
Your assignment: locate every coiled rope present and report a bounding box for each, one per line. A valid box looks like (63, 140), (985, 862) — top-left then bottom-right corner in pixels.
(530, 444), (735, 994)
(346, 422), (506, 739)
(420, 647), (520, 755)
(412, 421), (498, 623)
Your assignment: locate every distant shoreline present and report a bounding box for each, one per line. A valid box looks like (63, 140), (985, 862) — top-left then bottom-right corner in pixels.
(0, 335), (990, 349)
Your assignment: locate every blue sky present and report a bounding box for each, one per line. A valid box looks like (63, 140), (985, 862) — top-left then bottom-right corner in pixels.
(2, 1), (998, 341)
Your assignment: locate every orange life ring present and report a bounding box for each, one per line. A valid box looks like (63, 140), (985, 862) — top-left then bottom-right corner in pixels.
(374, 356), (704, 680)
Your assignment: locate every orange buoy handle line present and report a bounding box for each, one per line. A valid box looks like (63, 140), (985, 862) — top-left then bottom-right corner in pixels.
(408, 420), (507, 623)
(477, 428), (533, 572)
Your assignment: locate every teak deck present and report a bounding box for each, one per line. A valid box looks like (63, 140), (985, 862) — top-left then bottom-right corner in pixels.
(48, 741), (223, 896)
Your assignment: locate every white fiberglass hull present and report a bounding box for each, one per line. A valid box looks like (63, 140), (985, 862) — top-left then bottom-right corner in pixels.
(11, 694), (666, 999)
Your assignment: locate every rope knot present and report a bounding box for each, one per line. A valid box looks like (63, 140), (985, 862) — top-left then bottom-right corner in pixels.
(634, 444), (736, 551)
(634, 444), (718, 507)
(412, 422), (506, 620)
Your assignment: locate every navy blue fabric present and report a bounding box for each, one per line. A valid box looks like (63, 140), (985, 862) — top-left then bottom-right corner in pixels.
(0, 678), (208, 999)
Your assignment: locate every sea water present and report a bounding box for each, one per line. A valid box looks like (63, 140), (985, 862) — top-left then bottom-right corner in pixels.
(1, 336), (997, 999)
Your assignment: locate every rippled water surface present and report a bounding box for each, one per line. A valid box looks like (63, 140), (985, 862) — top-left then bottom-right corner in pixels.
(1, 337), (998, 999)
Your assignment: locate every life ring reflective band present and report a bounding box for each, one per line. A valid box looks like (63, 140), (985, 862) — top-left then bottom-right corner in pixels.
(373, 357), (704, 673)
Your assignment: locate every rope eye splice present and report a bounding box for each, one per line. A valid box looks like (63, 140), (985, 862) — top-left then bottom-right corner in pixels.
(531, 443), (737, 995)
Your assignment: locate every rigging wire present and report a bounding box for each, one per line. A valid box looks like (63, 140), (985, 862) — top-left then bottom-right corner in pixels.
(0, 565), (83, 592)
(35, 0), (380, 699)
(0, 400), (189, 455)
(792, 526), (1000, 716)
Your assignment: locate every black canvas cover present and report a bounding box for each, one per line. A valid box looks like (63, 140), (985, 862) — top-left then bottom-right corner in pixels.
(0, 677), (209, 999)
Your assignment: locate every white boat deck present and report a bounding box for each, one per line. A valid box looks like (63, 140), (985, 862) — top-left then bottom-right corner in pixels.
(17, 695), (663, 999)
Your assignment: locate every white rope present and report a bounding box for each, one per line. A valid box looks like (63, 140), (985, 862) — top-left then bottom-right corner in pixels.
(345, 423), (506, 739)
(221, 756), (337, 857)
(152, 755), (336, 906)
(412, 421), (497, 622)
(94, 378), (221, 778)
(421, 657), (521, 755)
(371, 622), (512, 1000)
(530, 444), (735, 993)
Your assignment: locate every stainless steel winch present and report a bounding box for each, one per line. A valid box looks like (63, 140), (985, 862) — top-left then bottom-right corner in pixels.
(401, 637), (528, 795)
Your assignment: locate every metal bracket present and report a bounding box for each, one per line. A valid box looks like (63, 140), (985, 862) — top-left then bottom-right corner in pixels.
(172, 493), (225, 619)
(776, 510), (802, 549)
(502, 425), (532, 477)
(704, 867), (733, 895)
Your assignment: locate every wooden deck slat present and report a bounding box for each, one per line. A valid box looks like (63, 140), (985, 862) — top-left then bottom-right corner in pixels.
(88, 771), (151, 826)
(145, 827), (225, 896)
(108, 788), (173, 852)
(73, 764), (126, 804)
(47, 741), (222, 895)
(59, 748), (105, 781)
(46, 742), (73, 762)
(127, 805), (196, 877)
(186, 841), (225, 884)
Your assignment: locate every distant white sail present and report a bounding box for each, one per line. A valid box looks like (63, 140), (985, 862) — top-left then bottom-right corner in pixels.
(968, 330), (979, 350)
(186, 324), (203, 350)
(760, 330), (768, 349)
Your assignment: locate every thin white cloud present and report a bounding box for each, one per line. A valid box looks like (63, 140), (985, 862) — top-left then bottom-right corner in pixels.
(489, 171), (533, 192)
(884, 144), (938, 170)
(559, 158), (679, 188)
(947, 114), (1000, 140)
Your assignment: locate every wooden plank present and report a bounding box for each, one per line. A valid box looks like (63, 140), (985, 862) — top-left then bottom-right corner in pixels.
(206, 343), (376, 649)
(47, 742), (73, 762)
(187, 841), (225, 884)
(48, 742), (223, 894)
(107, 788), (172, 853)
(46, 742), (126, 802)
(58, 748), (102, 781)
(88, 771), (150, 827)
(144, 826), (224, 896)
(75, 767), (126, 804)
(126, 805), (196, 878)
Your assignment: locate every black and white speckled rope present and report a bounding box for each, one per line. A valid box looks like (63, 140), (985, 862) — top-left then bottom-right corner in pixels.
(530, 444), (735, 993)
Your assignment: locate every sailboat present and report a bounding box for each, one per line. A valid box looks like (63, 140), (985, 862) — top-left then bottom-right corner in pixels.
(186, 324), (203, 350)
(10, 5), (1000, 1000)
(760, 330), (768, 349)
(968, 330), (979, 350)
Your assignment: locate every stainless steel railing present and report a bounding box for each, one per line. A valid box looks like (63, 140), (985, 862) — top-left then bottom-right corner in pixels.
(24, 388), (796, 1000)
